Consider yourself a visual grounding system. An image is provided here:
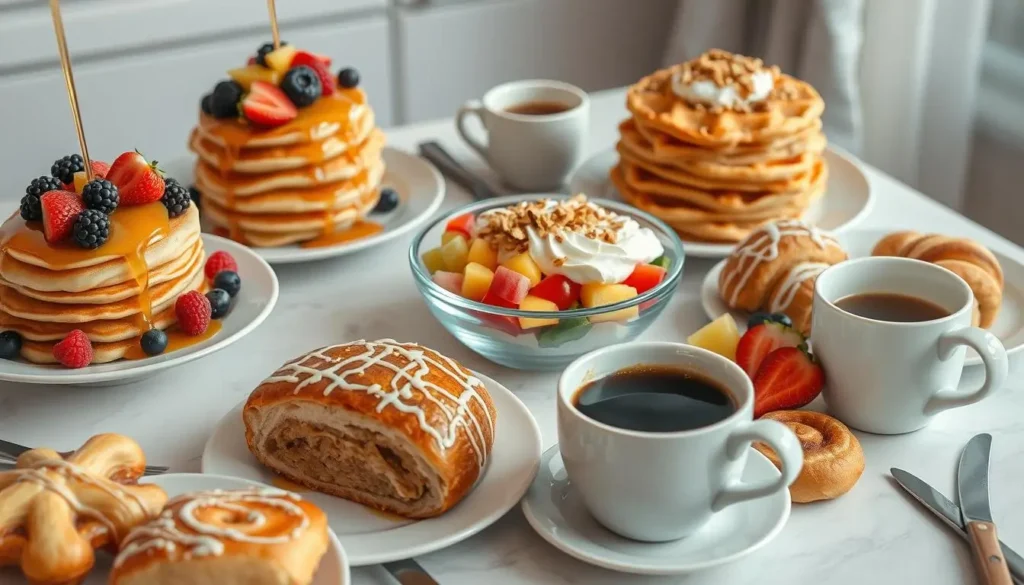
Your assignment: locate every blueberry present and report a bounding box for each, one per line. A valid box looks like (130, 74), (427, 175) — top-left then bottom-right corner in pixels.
(768, 313), (793, 328)
(206, 288), (232, 319)
(210, 80), (243, 119)
(140, 329), (168, 356)
(281, 66), (322, 108)
(747, 312), (792, 328)
(337, 67), (360, 89)
(213, 271), (242, 297)
(0, 331), (22, 360)
(373, 187), (400, 213)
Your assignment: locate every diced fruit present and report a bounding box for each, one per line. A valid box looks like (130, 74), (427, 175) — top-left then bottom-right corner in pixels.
(175, 291), (212, 336)
(255, 41), (286, 66)
(735, 323), (805, 378)
(53, 329), (92, 368)
(421, 247), (445, 274)
(440, 235), (470, 273)
(204, 251), (238, 281)
(228, 65), (282, 90)
(241, 81), (298, 127)
(441, 231), (465, 246)
(536, 316), (592, 348)
(530, 274), (581, 310)
(445, 213), (475, 239)
(687, 313), (741, 361)
(432, 271), (464, 295)
(650, 255), (671, 270)
(485, 266), (531, 306)
(263, 45), (298, 72)
(477, 311), (522, 336)
(622, 264), (667, 294)
(466, 238), (498, 271)
(580, 283), (639, 323)
(753, 347), (825, 418)
(290, 51), (335, 95)
(481, 290), (514, 308)
(748, 312), (793, 329)
(40, 190), (85, 243)
(106, 151), (165, 206)
(501, 253), (542, 287)
(70, 160), (111, 192)
(461, 262), (494, 302)
(517, 296), (560, 329)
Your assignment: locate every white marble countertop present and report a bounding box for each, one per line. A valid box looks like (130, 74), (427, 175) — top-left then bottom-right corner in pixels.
(2, 89), (1023, 585)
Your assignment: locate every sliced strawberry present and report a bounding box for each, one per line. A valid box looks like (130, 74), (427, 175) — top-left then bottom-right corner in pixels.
(622, 263), (667, 294)
(735, 323), (804, 378)
(40, 190), (85, 243)
(241, 81), (298, 127)
(107, 151), (165, 206)
(753, 347), (825, 418)
(290, 51), (335, 95)
(445, 213), (475, 240)
(530, 274), (581, 310)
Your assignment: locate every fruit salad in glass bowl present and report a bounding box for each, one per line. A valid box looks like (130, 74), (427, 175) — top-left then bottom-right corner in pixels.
(409, 194), (684, 370)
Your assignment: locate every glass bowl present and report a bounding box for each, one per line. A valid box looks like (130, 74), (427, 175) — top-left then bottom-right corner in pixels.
(408, 194), (685, 370)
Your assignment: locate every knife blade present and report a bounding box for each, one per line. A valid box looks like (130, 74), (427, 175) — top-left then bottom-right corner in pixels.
(891, 468), (1024, 584)
(383, 558), (440, 585)
(958, 434), (1013, 584)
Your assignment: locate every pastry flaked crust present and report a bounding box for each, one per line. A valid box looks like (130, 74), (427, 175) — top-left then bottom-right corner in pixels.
(243, 339), (497, 519)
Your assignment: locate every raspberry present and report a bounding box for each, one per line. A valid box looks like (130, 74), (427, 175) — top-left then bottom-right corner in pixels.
(175, 291), (211, 336)
(53, 329), (93, 368)
(204, 251), (239, 281)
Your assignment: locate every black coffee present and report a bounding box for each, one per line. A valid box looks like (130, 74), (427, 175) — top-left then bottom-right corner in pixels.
(505, 100), (572, 116)
(835, 292), (949, 323)
(573, 365), (736, 433)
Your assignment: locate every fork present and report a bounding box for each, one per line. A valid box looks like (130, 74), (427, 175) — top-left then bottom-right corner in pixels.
(0, 438), (169, 476)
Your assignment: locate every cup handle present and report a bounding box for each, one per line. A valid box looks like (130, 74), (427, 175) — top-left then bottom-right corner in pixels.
(455, 100), (489, 162)
(712, 419), (803, 512)
(924, 326), (1008, 415)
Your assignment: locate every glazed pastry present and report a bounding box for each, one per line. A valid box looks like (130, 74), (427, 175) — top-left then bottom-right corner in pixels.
(243, 339), (497, 519)
(0, 434), (167, 585)
(718, 220), (847, 334)
(110, 488), (327, 585)
(872, 231), (1003, 328)
(754, 411), (865, 503)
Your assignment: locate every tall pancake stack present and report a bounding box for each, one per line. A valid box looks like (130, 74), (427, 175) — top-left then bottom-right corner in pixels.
(611, 49), (828, 243)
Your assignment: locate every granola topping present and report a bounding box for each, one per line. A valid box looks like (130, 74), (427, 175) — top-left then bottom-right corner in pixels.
(670, 49), (781, 111)
(475, 194), (627, 254)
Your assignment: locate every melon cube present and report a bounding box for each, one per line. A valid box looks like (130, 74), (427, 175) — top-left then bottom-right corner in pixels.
(580, 283), (639, 323)
(461, 262), (494, 301)
(441, 231), (465, 246)
(421, 247), (445, 274)
(432, 271), (464, 296)
(466, 238), (498, 271)
(440, 235), (469, 273)
(518, 295), (560, 329)
(500, 252), (542, 287)
(264, 45), (299, 72)
(228, 65), (282, 90)
(686, 313), (740, 362)
(485, 266), (531, 306)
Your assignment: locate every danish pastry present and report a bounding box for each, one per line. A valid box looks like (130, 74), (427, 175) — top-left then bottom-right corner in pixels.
(0, 434), (167, 585)
(243, 339), (497, 519)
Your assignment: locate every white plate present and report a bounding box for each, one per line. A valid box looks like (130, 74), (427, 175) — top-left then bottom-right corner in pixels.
(699, 229), (1024, 369)
(568, 146), (873, 258)
(520, 445), (790, 575)
(77, 473), (348, 585)
(163, 148), (445, 264)
(201, 370), (543, 566)
(0, 235), (278, 386)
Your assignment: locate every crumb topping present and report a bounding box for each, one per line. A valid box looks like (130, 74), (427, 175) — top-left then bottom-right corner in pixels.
(475, 195), (627, 254)
(675, 49), (798, 112)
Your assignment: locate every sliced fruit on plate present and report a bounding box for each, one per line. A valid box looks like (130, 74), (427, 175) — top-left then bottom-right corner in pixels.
(445, 213), (475, 239)
(501, 252), (542, 287)
(581, 283), (638, 323)
(440, 234), (470, 273)
(40, 190), (85, 243)
(432, 271), (464, 295)
(485, 266), (531, 307)
(228, 65), (282, 91)
(421, 247), (445, 274)
(466, 238), (498, 271)
(518, 295), (559, 329)
(530, 274), (581, 310)
(106, 151), (164, 206)
(623, 263), (667, 294)
(241, 81), (298, 128)
(290, 51), (335, 95)
(735, 322), (804, 378)
(687, 313), (741, 362)
(462, 262), (495, 302)
(753, 346), (825, 418)
(264, 45), (299, 72)
(536, 316), (592, 348)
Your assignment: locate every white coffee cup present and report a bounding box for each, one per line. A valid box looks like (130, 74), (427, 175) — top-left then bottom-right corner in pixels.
(456, 79), (589, 191)
(812, 257), (1008, 434)
(557, 342), (803, 542)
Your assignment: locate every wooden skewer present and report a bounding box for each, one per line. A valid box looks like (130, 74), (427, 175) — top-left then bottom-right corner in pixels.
(49, 0), (93, 181)
(267, 0), (281, 50)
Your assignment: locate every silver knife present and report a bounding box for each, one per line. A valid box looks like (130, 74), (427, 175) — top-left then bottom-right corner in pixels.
(383, 558), (440, 585)
(891, 468), (1024, 584)
(958, 434), (1014, 584)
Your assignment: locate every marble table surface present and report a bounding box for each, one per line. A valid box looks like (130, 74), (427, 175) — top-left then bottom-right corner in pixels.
(2, 88), (1022, 585)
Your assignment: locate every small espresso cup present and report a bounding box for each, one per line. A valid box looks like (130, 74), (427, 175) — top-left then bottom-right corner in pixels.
(812, 257), (1009, 435)
(455, 80), (589, 191)
(557, 342), (802, 542)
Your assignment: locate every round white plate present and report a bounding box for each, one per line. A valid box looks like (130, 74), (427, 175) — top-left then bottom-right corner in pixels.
(75, 473), (349, 585)
(521, 445), (790, 575)
(699, 229), (1024, 369)
(0, 234), (278, 386)
(568, 146), (873, 259)
(163, 147), (444, 264)
(201, 370), (543, 566)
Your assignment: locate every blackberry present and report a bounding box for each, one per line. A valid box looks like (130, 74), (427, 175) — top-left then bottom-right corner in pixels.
(206, 288), (231, 319)
(161, 178), (192, 218)
(0, 331), (22, 360)
(81, 179), (119, 214)
(281, 66), (321, 107)
(140, 329), (168, 356)
(20, 176), (63, 221)
(73, 209), (110, 249)
(255, 41), (287, 66)
(211, 80), (243, 119)
(213, 270), (241, 297)
(337, 67), (360, 89)
(50, 154), (84, 184)
(373, 187), (400, 213)
(201, 93), (214, 115)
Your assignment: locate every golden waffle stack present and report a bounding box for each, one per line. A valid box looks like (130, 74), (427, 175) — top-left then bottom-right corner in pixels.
(0, 204), (206, 363)
(611, 50), (828, 243)
(190, 88), (386, 247)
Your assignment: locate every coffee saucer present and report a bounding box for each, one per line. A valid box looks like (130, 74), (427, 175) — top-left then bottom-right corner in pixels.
(520, 445), (791, 575)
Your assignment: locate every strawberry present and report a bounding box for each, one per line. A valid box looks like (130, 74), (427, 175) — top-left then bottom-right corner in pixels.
(106, 151), (165, 206)
(204, 251), (239, 281)
(753, 346), (825, 418)
(40, 190), (85, 243)
(175, 291), (212, 336)
(53, 329), (93, 368)
(241, 81), (298, 128)
(290, 51), (335, 95)
(735, 323), (804, 378)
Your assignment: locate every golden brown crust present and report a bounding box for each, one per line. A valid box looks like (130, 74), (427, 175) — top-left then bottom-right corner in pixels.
(871, 231), (920, 257)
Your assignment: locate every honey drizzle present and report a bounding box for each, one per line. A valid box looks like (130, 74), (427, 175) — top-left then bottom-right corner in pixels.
(122, 321), (223, 360)
(301, 220), (382, 248)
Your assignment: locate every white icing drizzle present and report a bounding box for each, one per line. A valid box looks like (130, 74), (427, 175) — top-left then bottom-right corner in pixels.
(262, 339), (494, 468)
(769, 262), (831, 312)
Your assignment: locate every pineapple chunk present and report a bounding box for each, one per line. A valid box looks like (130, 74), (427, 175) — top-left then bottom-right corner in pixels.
(500, 252), (542, 287)
(686, 313), (740, 362)
(462, 262), (495, 301)
(421, 247), (445, 274)
(440, 235), (470, 273)
(264, 45), (299, 72)
(580, 283), (639, 323)
(228, 65), (282, 91)
(72, 172), (89, 193)
(441, 231), (465, 246)
(466, 238), (498, 270)
(518, 295), (560, 329)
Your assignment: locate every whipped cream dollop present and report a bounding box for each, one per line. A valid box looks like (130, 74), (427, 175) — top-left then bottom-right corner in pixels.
(671, 69), (774, 108)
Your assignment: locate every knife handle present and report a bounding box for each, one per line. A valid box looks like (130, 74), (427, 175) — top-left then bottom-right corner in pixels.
(968, 520), (1014, 585)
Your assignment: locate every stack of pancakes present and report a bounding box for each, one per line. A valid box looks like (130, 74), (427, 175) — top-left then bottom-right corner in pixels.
(190, 88), (385, 247)
(0, 204), (206, 363)
(611, 50), (828, 243)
